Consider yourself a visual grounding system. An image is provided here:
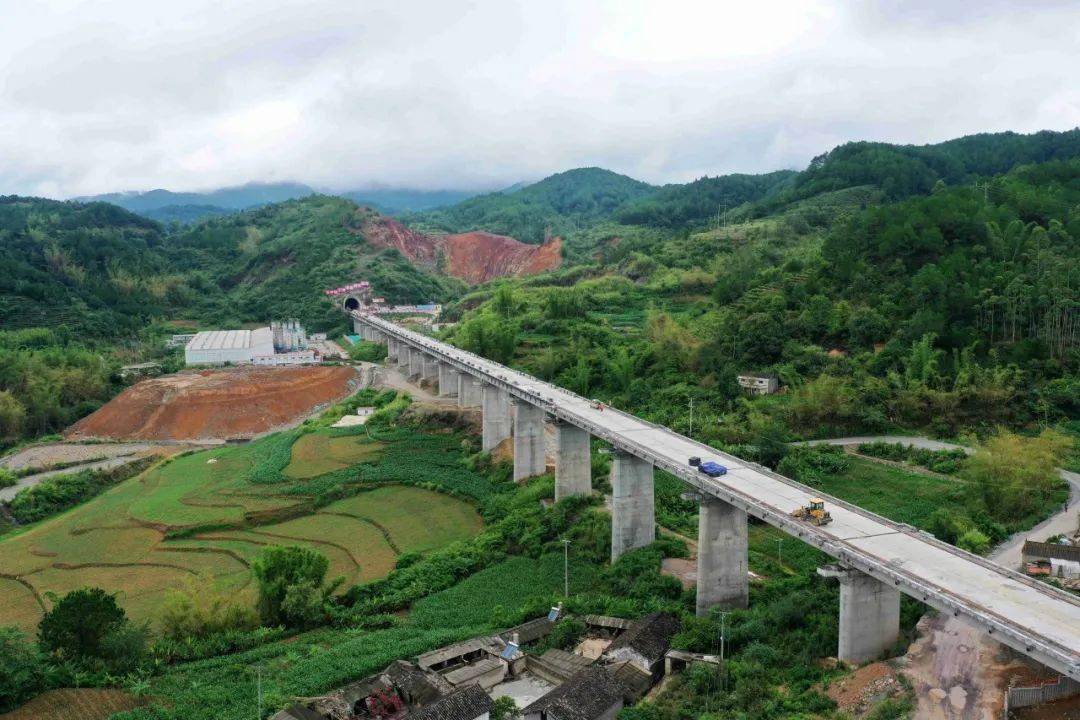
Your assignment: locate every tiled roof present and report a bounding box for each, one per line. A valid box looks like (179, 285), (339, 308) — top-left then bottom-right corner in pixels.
(408, 684), (492, 720)
(603, 612), (680, 665)
(521, 667), (627, 720)
(1023, 540), (1080, 562)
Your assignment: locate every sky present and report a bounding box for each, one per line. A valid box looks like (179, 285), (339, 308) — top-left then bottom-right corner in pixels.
(1, 0), (1079, 198)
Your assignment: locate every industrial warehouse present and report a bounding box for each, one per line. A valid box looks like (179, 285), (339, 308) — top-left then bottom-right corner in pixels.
(184, 320), (317, 366)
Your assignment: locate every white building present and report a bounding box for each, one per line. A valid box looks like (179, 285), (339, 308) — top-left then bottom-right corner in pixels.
(184, 328), (275, 366)
(737, 374), (779, 395)
(253, 350), (318, 366)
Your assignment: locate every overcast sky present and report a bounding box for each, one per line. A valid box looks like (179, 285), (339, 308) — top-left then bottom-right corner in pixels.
(2, 0), (1079, 198)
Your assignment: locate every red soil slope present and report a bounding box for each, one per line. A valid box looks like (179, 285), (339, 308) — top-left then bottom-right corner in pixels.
(361, 216), (561, 284)
(66, 366), (360, 442)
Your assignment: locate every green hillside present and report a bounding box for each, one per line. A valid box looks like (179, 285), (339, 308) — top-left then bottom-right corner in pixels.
(443, 155), (1080, 446)
(408, 167), (658, 243)
(0, 195), (461, 445)
(163, 195), (463, 329)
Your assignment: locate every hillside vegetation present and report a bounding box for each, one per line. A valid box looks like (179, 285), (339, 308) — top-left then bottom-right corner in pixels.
(0, 196), (458, 445)
(440, 136), (1080, 460)
(408, 167), (658, 243)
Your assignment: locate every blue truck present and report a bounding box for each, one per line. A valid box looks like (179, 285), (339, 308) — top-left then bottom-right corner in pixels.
(689, 457), (728, 477)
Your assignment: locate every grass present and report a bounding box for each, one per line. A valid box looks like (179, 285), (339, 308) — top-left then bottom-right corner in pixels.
(814, 456), (968, 528)
(283, 431), (383, 479)
(0, 688), (146, 720)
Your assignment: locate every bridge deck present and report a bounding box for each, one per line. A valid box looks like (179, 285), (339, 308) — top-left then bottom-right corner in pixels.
(359, 314), (1080, 678)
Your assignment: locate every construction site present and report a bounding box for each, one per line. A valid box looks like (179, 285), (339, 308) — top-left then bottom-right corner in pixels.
(66, 365), (362, 442)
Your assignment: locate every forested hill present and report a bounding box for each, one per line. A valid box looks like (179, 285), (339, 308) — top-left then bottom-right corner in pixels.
(0, 196), (173, 336)
(0, 195), (460, 340)
(441, 155), (1080, 451)
(164, 196), (463, 329)
(407, 167), (658, 243)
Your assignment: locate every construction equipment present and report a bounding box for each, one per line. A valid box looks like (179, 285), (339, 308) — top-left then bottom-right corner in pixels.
(792, 498), (833, 526)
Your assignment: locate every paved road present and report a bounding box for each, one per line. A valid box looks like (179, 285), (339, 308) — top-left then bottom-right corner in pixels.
(1, 456), (139, 502)
(360, 314), (1080, 680)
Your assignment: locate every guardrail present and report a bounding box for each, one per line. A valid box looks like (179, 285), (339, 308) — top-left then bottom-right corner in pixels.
(357, 312), (1080, 678)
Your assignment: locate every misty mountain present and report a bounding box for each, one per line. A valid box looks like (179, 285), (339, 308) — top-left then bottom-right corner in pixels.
(80, 182), (317, 213)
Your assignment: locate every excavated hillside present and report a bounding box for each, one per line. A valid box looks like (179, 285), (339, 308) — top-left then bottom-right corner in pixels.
(361, 216), (561, 284)
(66, 366), (361, 442)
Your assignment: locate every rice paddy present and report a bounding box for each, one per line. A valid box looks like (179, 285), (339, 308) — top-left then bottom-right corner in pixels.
(0, 427), (482, 631)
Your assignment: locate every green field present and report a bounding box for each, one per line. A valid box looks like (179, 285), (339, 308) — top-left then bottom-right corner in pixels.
(0, 426), (483, 631)
(284, 432), (385, 479)
(814, 456), (968, 528)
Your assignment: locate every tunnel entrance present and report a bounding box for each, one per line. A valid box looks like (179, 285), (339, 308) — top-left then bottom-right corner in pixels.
(344, 296), (360, 311)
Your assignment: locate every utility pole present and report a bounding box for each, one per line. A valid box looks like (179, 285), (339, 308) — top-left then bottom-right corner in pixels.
(777, 538), (783, 568)
(563, 538), (570, 597)
(256, 665), (263, 720)
(689, 396), (694, 438)
(719, 610), (728, 692)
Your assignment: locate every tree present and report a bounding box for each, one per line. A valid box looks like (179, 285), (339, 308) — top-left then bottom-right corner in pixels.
(252, 545), (332, 627)
(38, 588), (126, 661)
(961, 428), (1071, 522)
(490, 696), (519, 720)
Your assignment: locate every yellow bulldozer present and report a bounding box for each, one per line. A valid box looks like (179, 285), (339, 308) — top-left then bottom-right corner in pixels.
(791, 498), (833, 526)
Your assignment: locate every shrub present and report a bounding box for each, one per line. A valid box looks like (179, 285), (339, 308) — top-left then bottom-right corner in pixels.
(0, 627), (44, 712)
(346, 340), (388, 363)
(957, 529), (991, 555)
(0, 467), (16, 489)
(160, 580), (260, 641)
(491, 695), (519, 720)
(252, 546), (334, 627)
(777, 445), (851, 484)
(38, 588), (146, 672)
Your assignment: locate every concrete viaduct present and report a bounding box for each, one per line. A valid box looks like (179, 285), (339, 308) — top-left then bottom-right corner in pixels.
(351, 312), (1080, 678)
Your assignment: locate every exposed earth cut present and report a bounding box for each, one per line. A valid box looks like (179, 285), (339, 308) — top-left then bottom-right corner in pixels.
(360, 215), (562, 284)
(66, 366), (361, 442)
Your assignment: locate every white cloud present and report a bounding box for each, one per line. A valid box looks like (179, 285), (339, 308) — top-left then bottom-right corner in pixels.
(0, 0), (1077, 197)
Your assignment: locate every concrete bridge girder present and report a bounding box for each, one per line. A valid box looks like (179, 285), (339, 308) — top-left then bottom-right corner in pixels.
(513, 400), (546, 481)
(551, 419), (591, 501)
(481, 384), (512, 452)
(438, 364), (459, 397)
(610, 449), (655, 562)
(421, 354), (439, 382)
(818, 564), (901, 664)
(696, 497), (749, 615)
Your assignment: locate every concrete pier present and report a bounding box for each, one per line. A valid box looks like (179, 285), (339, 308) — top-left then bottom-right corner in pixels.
(458, 375), (483, 407)
(553, 421), (591, 501)
(696, 497), (748, 615)
(481, 384), (512, 451)
(397, 347), (411, 373)
(817, 565), (901, 664)
(408, 349), (423, 378)
(438, 364), (459, 397)
(386, 339), (398, 361)
(422, 355), (439, 382)
(512, 401), (546, 481)
(610, 450), (655, 561)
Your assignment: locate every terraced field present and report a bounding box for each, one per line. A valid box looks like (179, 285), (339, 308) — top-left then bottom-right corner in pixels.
(0, 425), (483, 631)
